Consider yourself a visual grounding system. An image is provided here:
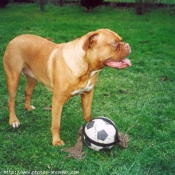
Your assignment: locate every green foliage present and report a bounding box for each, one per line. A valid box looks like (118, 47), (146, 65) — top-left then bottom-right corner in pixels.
(0, 4), (175, 174)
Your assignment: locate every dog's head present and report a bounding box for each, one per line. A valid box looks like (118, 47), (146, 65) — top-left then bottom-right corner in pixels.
(82, 29), (131, 69)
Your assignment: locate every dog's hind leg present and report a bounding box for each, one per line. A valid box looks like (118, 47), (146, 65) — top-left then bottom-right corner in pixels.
(24, 75), (37, 111)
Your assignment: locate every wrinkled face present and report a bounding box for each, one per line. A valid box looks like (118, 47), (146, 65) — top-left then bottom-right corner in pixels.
(84, 29), (131, 69)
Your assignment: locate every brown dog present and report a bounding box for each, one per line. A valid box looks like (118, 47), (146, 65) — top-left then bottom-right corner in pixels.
(3, 29), (131, 146)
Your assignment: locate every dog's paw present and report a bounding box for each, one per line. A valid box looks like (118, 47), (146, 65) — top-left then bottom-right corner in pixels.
(84, 117), (92, 123)
(25, 105), (35, 111)
(11, 121), (20, 129)
(31, 105), (35, 110)
(52, 140), (65, 146)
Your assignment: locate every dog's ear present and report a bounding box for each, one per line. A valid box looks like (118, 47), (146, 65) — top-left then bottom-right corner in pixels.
(82, 32), (99, 51)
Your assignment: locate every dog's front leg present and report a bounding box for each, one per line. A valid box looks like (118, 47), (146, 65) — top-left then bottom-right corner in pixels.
(51, 93), (70, 146)
(81, 90), (94, 123)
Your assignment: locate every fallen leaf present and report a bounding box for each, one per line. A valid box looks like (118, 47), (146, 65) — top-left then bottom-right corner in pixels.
(43, 107), (52, 111)
(161, 76), (167, 82)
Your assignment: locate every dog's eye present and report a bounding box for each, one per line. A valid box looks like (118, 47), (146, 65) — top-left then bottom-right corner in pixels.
(111, 41), (118, 48)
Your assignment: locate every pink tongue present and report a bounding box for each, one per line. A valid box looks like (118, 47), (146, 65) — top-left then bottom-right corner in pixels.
(105, 58), (131, 69)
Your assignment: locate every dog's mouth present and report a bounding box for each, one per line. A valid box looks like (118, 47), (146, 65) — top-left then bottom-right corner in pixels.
(104, 58), (131, 69)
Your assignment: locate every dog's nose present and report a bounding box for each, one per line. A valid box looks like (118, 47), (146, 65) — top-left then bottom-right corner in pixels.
(125, 43), (131, 53)
(125, 43), (130, 49)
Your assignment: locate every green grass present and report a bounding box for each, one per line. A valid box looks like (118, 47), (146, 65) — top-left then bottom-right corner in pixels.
(0, 3), (175, 175)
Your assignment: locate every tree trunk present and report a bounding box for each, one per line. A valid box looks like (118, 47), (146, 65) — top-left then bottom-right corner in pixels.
(60, 0), (64, 7)
(39, 0), (44, 12)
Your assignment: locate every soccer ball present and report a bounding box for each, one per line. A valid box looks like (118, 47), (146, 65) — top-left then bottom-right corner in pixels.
(83, 116), (118, 151)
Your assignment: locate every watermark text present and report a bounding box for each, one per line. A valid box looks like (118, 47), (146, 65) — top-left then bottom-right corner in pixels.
(2, 170), (79, 175)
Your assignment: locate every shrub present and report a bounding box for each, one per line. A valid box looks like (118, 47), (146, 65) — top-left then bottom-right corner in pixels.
(80, 0), (103, 10)
(135, 0), (159, 15)
(0, 0), (9, 8)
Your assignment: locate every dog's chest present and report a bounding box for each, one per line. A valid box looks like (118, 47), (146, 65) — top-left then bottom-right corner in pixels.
(71, 70), (101, 95)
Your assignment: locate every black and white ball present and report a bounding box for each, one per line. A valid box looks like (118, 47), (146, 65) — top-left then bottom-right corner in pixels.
(83, 117), (118, 151)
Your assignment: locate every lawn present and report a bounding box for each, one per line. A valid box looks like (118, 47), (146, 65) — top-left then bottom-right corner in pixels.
(0, 3), (175, 175)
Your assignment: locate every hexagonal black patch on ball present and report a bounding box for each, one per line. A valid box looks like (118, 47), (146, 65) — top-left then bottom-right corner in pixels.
(97, 130), (108, 141)
(87, 121), (95, 129)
